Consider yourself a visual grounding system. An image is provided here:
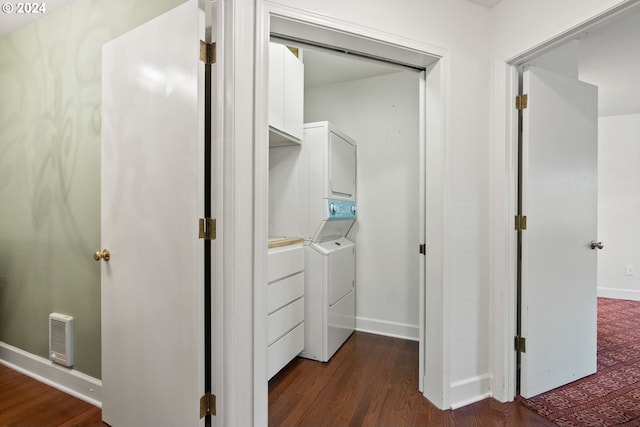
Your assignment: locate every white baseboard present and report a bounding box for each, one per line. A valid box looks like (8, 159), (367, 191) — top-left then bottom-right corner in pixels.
(355, 316), (419, 341)
(0, 342), (102, 408)
(598, 287), (640, 301)
(449, 373), (492, 409)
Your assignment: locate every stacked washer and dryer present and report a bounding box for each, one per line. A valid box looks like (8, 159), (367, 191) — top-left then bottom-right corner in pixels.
(298, 122), (357, 362)
(269, 121), (357, 362)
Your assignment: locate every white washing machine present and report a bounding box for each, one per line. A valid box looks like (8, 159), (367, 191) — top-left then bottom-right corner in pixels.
(302, 236), (355, 362)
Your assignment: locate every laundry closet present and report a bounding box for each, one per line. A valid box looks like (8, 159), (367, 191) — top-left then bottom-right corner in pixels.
(267, 41), (421, 379)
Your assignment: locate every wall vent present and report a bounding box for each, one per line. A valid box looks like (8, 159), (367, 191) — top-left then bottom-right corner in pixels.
(49, 313), (73, 367)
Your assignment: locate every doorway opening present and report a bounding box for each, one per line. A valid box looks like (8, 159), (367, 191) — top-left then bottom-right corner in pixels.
(510, 0), (640, 401)
(254, 3), (451, 420)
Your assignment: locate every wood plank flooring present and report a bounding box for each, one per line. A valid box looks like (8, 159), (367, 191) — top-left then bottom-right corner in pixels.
(0, 364), (104, 427)
(269, 332), (555, 427)
(1, 333), (554, 426)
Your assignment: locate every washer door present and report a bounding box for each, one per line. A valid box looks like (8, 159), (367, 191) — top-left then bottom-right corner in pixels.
(326, 240), (355, 306)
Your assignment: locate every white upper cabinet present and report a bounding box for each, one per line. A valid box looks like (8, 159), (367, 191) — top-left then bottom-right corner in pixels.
(269, 42), (304, 145)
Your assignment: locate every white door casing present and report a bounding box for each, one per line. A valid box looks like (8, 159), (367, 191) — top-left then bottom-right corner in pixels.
(519, 65), (598, 398)
(100, 1), (205, 426)
(255, 2), (451, 416)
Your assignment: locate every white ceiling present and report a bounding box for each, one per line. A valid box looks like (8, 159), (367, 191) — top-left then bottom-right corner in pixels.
(464, 0), (503, 8)
(303, 49), (403, 89)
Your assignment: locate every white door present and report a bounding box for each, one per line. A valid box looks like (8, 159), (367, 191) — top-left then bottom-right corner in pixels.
(100, 1), (205, 425)
(520, 66), (599, 398)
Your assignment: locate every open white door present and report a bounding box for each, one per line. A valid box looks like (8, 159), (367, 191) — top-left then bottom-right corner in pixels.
(100, 1), (206, 425)
(520, 66), (599, 398)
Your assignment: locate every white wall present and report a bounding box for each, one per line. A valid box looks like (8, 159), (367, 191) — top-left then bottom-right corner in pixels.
(268, 0), (493, 408)
(304, 71), (421, 340)
(598, 113), (640, 300)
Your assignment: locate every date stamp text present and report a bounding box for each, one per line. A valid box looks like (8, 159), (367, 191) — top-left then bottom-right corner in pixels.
(2, 2), (46, 14)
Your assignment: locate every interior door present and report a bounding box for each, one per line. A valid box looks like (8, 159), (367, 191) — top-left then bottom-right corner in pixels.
(100, 1), (205, 425)
(520, 65), (598, 398)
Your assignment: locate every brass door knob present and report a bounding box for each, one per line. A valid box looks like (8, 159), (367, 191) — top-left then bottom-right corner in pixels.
(93, 249), (111, 262)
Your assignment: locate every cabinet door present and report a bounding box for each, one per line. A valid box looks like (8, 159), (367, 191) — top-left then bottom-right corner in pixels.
(283, 47), (304, 140)
(269, 43), (285, 132)
(268, 43), (304, 144)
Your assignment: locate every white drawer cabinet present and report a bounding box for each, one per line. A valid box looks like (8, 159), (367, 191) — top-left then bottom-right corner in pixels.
(268, 296), (304, 346)
(267, 323), (304, 379)
(268, 241), (304, 282)
(267, 240), (305, 379)
(267, 271), (304, 315)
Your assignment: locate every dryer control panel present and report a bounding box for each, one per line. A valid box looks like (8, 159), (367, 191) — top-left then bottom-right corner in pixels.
(327, 199), (357, 221)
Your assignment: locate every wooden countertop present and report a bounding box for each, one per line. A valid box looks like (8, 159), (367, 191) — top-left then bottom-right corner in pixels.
(268, 237), (304, 249)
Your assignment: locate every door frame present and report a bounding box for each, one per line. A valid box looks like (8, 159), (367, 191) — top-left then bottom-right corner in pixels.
(253, 0), (452, 420)
(491, 0), (640, 403)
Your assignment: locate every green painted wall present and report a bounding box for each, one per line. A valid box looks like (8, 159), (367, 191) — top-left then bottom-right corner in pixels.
(0, 0), (185, 380)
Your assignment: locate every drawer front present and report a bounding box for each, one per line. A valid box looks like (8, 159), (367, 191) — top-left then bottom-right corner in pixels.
(267, 272), (304, 314)
(267, 297), (304, 346)
(267, 322), (304, 379)
(268, 244), (304, 283)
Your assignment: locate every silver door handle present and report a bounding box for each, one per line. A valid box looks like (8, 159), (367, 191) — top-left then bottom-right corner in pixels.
(590, 241), (604, 250)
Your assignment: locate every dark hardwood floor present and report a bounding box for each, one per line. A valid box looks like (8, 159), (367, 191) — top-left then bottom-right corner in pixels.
(0, 333), (554, 426)
(0, 364), (104, 426)
(269, 332), (555, 427)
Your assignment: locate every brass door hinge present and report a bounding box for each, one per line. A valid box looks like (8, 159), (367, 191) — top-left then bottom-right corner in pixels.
(200, 41), (216, 64)
(516, 94), (528, 110)
(199, 392), (216, 418)
(514, 336), (526, 353)
(287, 46), (299, 58)
(515, 215), (527, 231)
(199, 218), (217, 240)
(419, 243), (426, 255)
